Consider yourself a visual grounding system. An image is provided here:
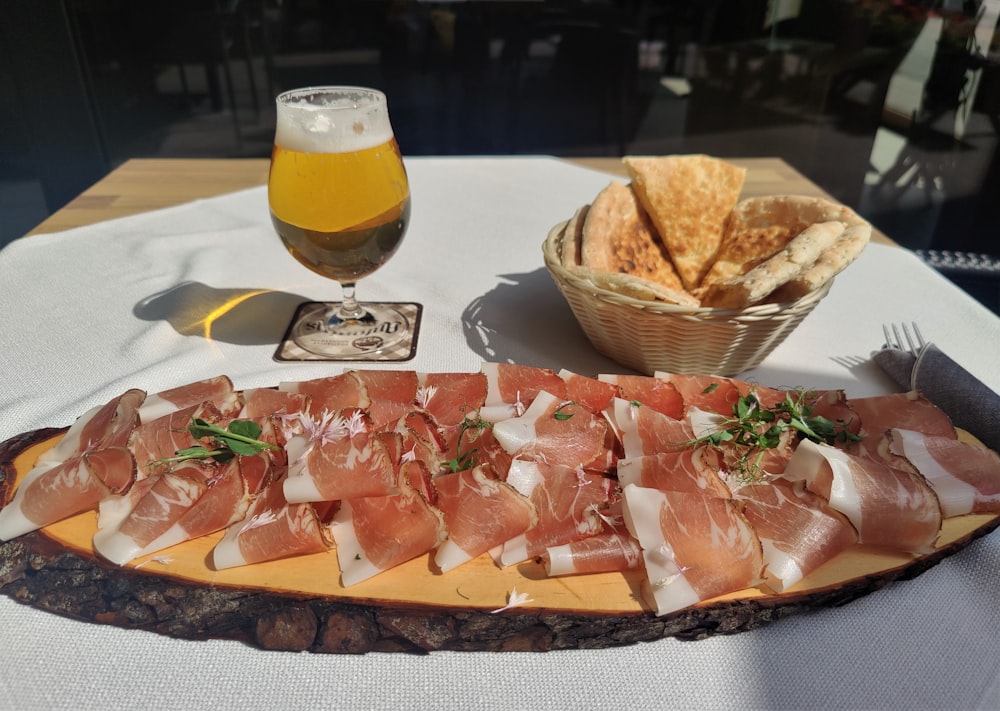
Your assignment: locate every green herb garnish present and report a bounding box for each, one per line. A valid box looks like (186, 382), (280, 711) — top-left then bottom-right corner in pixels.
(687, 389), (860, 482)
(553, 402), (576, 421)
(153, 417), (280, 466)
(445, 415), (492, 473)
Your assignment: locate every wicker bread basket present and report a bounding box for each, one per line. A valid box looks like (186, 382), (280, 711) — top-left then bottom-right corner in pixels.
(543, 221), (832, 377)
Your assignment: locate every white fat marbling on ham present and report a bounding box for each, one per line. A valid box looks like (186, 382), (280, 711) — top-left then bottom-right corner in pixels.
(497, 458), (613, 566)
(283, 411), (398, 503)
(622, 483), (763, 616)
(431, 464), (536, 573)
(781, 439), (942, 553)
(887, 429), (1000, 516)
(543, 532), (642, 577)
(332, 461), (446, 586)
(0, 447), (137, 541)
(38, 389), (145, 466)
(481, 363), (567, 409)
(138, 375), (239, 423)
(737, 479), (857, 592)
(212, 478), (336, 569)
(607, 398), (694, 459)
(93, 462), (215, 565)
(617, 448), (731, 498)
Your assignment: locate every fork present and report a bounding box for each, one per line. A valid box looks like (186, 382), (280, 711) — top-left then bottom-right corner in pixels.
(882, 321), (927, 356)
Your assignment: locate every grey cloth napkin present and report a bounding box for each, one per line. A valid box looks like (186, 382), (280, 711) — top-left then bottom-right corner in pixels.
(873, 343), (1000, 452)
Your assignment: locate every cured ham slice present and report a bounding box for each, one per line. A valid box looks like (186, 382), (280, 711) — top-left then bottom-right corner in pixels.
(350, 369), (420, 429)
(848, 391), (956, 453)
(617, 448), (731, 498)
(887, 428), (1000, 516)
(127, 401), (225, 477)
(212, 478), (336, 569)
(559, 369), (618, 414)
(431, 464), (536, 573)
(481, 363), (567, 419)
(737, 479), (857, 592)
(38, 388), (146, 466)
(491, 390), (611, 470)
(622, 483), (764, 616)
(0, 447), (136, 540)
(599, 373), (683, 419)
(283, 411), (399, 503)
(93, 460), (217, 565)
(781, 439), (942, 553)
(240, 388), (310, 419)
(138, 375), (239, 423)
(543, 532), (642, 577)
(128, 454), (279, 559)
(332, 461), (447, 586)
(280, 372), (367, 418)
(498, 459), (615, 566)
(607, 398), (694, 459)
(416, 372), (488, 426)
(656, 372), (740, 416)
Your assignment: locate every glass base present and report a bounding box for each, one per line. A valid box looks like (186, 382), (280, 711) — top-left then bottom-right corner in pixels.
(274, 301), (422, 362)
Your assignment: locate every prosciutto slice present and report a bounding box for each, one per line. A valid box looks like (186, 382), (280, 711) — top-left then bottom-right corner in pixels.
(332, 460), (447, 586)
(212, 478), (336, 569)
(431, 464), (536, 573)
(781, 439), (942, 553)
(240, 388), (310, 419)
(480, 363), (567, 420)
(616, 447), (731, 498)
(280, 372), (367, 418)
(599, 373), (684, 419)
(607, 398), (694, 459)
(498, 458), (615, 566)
(622, 483), (764, 616)
(657, 372), (741, 417)
(138, 375), (239, 423)
(543, 532), (642, 576)
(491, 391), (611, 470)
(38, 388), (145, 466)
(416, 372), (488, 426)
(283, 411), (398, 503)
(559, 369), (619, 414)
(887, 428), (1000, 516)
(93, 459), (218, 564)
(737, 479), (858, 591)
(127, 401), (226, 477)
(849, 391), (956, 453)
(0, 447), (136, 540)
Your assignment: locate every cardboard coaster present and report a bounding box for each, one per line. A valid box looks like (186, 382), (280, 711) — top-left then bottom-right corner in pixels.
(274, 301), (422, 362)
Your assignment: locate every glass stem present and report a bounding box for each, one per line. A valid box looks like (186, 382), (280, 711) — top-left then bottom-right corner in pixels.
(337, 282), (366, 321)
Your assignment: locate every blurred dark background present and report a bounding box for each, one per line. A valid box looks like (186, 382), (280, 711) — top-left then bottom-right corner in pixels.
(2, 0), (999, 307)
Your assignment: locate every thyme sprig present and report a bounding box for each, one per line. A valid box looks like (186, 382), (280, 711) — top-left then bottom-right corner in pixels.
(688, 389), (860, 481)
(153, 417), (280, 466)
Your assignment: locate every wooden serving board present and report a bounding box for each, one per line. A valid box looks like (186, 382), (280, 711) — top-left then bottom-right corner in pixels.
(2, 428), (998, 654)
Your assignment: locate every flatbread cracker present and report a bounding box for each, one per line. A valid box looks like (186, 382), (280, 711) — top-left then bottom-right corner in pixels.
(769, 222), (871, 301)
(623, 155), (746, 291)
(697, 220), (846, 308)
(581, 181), (684, 291)
(574, 265), (701, 307)
(701, 195), (870, 289)
(560, 204), (589, 269)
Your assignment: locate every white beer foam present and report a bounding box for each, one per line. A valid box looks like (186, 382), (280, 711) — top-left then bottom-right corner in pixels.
(275, 91), (393, 154)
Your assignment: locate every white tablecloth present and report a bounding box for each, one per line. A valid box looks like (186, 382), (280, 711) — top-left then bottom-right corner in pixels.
(1, 157), (998, 710)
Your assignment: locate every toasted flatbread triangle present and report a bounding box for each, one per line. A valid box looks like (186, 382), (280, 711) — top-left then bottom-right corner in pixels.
(702, 195), (869, 288)
(580, 181), (684, 291)
(623, 155), (746, 291)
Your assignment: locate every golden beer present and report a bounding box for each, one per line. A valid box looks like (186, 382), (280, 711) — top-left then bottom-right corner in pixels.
(268, 88), (410, 283)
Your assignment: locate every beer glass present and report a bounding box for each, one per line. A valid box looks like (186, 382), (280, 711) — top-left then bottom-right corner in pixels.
(268, 86), (412, 358)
